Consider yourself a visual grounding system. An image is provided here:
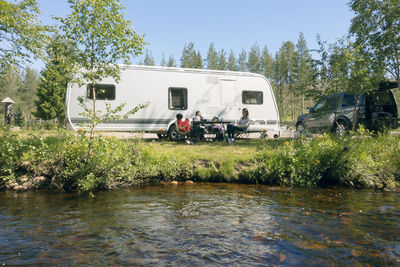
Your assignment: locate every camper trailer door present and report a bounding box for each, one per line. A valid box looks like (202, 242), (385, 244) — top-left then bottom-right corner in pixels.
(220, 80), (237, 121)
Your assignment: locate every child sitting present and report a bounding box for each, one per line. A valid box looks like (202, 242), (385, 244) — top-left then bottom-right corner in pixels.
(211, 116), (225, 141)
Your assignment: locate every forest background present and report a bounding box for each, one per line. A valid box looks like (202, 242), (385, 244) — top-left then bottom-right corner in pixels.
(0, 0), (399, 126)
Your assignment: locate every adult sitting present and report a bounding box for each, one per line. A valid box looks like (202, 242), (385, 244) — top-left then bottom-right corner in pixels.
(227, 108), (250, 143)
(176, 113), (191, 133)
(191, 111), (207, 142)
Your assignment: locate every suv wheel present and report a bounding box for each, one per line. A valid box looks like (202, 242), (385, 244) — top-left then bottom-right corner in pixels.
(296, 122), (305, 133)
(334, 121), (347, 138)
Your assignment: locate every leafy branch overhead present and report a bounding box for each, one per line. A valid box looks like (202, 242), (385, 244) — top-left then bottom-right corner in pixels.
(0, 0), (49, 69)
(77, 96), (149, 128)
(55, 0), (146, 84)
(349, 0), (400, 83)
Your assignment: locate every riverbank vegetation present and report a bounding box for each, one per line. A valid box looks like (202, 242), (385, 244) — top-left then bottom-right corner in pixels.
(1, 130), (399, 192)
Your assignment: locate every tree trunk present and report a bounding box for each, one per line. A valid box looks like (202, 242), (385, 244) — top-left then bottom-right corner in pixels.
(87, 39), (96, 159)
(291, 87), (295, 122)
(87, 84), (96, 158)
(280, 84), (285, 120)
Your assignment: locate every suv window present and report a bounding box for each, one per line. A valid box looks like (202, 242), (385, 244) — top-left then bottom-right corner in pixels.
(341, 94), (355, 107)
(313, 96), (335, 112)
(371, 91), (395, 106)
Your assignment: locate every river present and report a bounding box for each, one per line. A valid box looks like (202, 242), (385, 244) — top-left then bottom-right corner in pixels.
(0, 183), (399, 265)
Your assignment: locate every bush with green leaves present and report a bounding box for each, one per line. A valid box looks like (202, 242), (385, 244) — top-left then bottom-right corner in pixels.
(1, 130), (399, 192)
(241, 133), (400, 189)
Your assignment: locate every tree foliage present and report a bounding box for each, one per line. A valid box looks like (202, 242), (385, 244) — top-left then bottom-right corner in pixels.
(180, 42), (202, 68)
(57, 0), (145, 84)
(274, 41), (297, 120)
(314, 36), (384, 99)
(349, 0), (400, 82)
(206, 42), (218, 70)
(237, 48), (247, 72)
(247, 43), (262, 74)
(0, 0), (48, 70)
(261, 46), (274, 79)
(227, 50), (238, 71)
(167, 54), (176, 67)
(34, 33), (75, 121)
(217, 49), (227, 70)
(143, 49), (155, 66)
(0, 65), (39, 121)
(56, 0), (146, 156)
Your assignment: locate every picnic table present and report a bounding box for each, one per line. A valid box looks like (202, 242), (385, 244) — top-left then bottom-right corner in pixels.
(192, 120), (232, 141)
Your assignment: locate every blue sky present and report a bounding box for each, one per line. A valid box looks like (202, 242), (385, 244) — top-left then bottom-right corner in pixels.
(36, 0), (353, 68)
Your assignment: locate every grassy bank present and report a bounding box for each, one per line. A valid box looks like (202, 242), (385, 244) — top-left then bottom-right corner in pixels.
(1, 130), (399, 192)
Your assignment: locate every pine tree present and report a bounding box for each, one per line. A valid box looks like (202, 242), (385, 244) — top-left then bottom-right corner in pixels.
(143, 50), (155, 66)
(160, 53), (167, 66)
(167, 54), (176, 67)
(180, 42), (202, 68)
(206, 42), (218, 70)
(274, 41), (297, 121)
(180, 42), (195, 68)
(238, 48), (247, 72)
(193, 50), (203, 69)
(247, 43), (262, 74)
(21, 67), (39, 118)
(0, 66), (22, 104)
(34, 34), (74, 122)
(217, 49), (227, 70)
(296, 32), (315, 113)
(261, 46), (274, 79)
(227, 50), (238, 71)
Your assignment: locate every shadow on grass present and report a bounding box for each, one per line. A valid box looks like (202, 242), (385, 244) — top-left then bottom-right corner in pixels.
(153, 138), (290, 150)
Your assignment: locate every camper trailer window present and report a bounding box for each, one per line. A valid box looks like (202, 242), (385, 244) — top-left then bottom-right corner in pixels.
(169, 87), (187, 110)
(87, 84), (116, 100)
(242, 91), (263, 105)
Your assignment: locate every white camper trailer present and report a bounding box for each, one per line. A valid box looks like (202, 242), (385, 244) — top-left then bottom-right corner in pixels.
(66, 65), (280, 139)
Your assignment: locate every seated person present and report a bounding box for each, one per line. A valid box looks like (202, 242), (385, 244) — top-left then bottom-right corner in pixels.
(191, 111), (207, 141)
(176, 113), (191, 133)
(210, 116), (225, 141)
(227, 108), (250, 143)
(193, 110), (203, 122)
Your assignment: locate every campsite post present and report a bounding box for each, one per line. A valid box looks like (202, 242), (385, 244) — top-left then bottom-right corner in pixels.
(1, 97), (15, 124)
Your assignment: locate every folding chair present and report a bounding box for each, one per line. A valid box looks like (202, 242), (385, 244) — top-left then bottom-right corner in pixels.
(171, 120), (191, 141)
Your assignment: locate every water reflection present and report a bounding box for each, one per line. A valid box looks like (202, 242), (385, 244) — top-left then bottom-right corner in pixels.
(0, 184), (399, 265)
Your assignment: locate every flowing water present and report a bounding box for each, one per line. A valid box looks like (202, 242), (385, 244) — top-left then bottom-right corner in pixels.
(0, 183), (399, 266)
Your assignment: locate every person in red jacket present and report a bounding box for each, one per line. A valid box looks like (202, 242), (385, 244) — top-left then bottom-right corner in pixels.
(176, 113), (191, 133)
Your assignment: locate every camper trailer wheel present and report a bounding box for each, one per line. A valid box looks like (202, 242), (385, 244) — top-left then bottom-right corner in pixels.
(168, 124), (179, 141)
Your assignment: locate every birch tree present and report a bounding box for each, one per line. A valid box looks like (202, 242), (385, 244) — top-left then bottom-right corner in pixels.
(57, 0), (146, 156)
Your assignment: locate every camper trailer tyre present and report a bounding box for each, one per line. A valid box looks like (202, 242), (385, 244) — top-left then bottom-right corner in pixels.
(168, 124), (179, 141)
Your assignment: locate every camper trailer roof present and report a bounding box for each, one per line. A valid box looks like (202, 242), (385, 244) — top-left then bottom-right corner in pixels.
(120, 64), (264, 78)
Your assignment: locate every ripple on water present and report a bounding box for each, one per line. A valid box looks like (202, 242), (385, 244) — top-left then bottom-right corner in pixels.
(0, 184), (399, 265)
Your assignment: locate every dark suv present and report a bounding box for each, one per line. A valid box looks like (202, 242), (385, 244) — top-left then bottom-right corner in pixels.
(296, 88), (399, 135)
